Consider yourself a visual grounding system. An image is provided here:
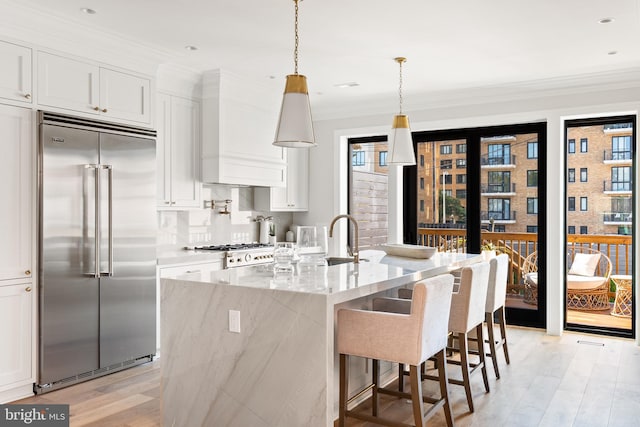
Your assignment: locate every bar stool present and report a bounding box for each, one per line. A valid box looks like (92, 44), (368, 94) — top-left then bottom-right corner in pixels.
(337, 274), (455, 427)
(483, 254), (511, 379)
(432, 261), (491, 413)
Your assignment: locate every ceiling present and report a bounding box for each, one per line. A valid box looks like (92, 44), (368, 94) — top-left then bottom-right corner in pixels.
(3, 0), (640, 117)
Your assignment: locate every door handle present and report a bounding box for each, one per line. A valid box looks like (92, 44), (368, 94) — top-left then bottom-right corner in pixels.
(106, 165), (113, 276)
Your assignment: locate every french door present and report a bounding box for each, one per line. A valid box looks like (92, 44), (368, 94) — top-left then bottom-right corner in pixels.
(405, 122), (547, 328)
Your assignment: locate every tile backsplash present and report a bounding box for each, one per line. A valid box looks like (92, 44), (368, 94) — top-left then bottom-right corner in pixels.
(157, 185), (293, 252)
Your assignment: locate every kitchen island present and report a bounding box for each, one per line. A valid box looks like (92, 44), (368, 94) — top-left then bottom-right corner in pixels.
(160, 250), (481, 427)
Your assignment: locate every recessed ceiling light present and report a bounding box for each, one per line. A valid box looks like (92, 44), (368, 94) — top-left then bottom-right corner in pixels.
(334, 82), (360, 88)
(81, 8), (96, 14)
(608, 50), (618, 55)
(598, 17), (614, 24)
(184, 45), (198, 51)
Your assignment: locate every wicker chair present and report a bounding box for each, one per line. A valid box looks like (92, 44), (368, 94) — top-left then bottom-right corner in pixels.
(566, 246), (612, 311)
(522, 252), (538, 305)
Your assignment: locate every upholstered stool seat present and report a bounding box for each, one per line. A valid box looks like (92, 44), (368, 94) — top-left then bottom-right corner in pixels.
(337, 274), (455, 427)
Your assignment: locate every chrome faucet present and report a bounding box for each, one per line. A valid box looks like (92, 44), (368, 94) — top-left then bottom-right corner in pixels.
(329, 214), (359, 263)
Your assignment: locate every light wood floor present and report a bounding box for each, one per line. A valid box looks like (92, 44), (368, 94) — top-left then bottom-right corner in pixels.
(15, 327), (640, 426)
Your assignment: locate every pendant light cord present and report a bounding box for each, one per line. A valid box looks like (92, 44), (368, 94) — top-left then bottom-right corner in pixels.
(398, 59), (404, 114)
(294, 0), (299, 75)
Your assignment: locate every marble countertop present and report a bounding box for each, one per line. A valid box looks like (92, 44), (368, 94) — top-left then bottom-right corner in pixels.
(161, 249), (481, 305)
(157, 248), (225, 266)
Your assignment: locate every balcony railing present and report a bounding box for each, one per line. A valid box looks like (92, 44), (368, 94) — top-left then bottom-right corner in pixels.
(603, 150), (632, 162)
(603, 180), (632, 192)
(480, 210), (516, 221)
(416, 228), (633, 302)
(480, 154), (516, 167)
(603, 212), (632, 223)
(481, 183), (516, 194)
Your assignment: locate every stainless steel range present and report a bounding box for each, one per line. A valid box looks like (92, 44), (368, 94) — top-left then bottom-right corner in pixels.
(194, 243), (274, 268)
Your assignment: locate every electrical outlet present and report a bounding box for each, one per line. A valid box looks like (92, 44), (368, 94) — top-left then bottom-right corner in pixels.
(229, 310), (241, 333)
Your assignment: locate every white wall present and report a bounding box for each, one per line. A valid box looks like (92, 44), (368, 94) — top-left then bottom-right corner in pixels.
(296, 83), (640, 342)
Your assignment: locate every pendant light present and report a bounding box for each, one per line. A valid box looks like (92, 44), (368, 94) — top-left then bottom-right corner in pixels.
(274, 0), (316, 148)
(388, 57), (416, 165)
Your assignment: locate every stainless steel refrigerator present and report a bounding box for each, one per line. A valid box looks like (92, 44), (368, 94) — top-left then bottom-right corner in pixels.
(36, 112), (157, 393)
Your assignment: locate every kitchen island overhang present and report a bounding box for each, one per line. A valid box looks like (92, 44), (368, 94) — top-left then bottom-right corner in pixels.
(160, 250), (481, 427)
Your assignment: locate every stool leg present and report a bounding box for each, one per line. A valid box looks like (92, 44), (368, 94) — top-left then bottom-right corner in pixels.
(409, 364), (425, 427)
(458, 332), (474, 413)
(477, 323), (490, 393)
(398, 363), (405, 392)
(498, 306), (510, 364)
(485, 311), (500, 379)
(372, 359), (380, 416)
(339, 353), (349, 427)
(436, 348), (454, 427)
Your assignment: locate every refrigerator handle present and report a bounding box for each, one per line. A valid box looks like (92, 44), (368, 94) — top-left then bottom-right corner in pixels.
(106, 165), (113, 276)
(91, 164), (101, 278)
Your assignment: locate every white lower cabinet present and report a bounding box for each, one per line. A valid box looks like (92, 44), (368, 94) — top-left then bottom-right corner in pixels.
(156, 93), (201, 209)
(254, 147), (309, 211)
(0, 281), (34, 403)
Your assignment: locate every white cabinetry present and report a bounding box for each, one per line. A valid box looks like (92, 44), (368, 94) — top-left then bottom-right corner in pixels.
(0, 105), (35, 403)
(0, 282), (33, 400)
(201, 69), (285, 187)
(0, 105), (32, 282)
(157, 93), (201, 209)
(37, 51), (151, 125)
(0, 40), (32, 104)
(254, 148), (309, 211)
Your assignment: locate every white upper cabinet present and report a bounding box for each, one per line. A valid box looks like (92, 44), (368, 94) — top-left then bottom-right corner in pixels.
(201, 69), (286, 187)
(0, 105), (32, 282)
(255, 147), (309, 212)
(0, 40), (32, 104)
(37, 51), (151, 125)
(157, 93), (201, 209)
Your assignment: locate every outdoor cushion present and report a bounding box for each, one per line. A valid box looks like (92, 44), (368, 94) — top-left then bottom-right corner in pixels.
(566, 274), (606, 290)
(568, 253), (601, 277)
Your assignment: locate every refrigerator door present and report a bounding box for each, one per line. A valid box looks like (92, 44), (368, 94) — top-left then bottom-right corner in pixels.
(98, 132), (156, 367)
(40, 124), (100, 384)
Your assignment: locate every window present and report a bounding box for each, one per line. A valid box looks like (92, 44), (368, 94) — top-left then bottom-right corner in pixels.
(456, 174), (466, 184)
(568, 139), (575, 154)
(488, 198), (511, 220)
(527, 225), (538, 233)
(486, 144), (511, 165)
(568, 168), (575, 183)
(440, 144), (452, 155)
(493, 225), (506, 232)
(612, 166), (632, 191)
(611, 197), (632, 214)
(618, 226), (632, 235)
(352, 150), (365, 166)
(440, 159), (452, 170)
(580, 138), (588, 153)
(420, 199), (424, 211)
(419, 177), (424, 190)
(456, 143), (466, 153)
(420, 155), (424, 167)
(580, 197), (588, 211)
(456, 189), (467, 199)
(568, 197), (575, 211)
(444, 189), (452, 197)
(611, 136), (632, 160)
(527, 197), (538, 214)
(527, 170), (538, 187)
(580, 225), (588, 234)
(456, 159), (467, 169)
(440, 173), (452, 184)
(527, 141), (538, 159)
(580, 168), (587, 182)
(487, 171), (511, 193)
(568, 226), (576, 234)
(379, 151), (387, 166)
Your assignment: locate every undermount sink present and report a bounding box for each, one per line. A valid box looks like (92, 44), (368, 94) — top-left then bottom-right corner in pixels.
(325, 257), (368, 266)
